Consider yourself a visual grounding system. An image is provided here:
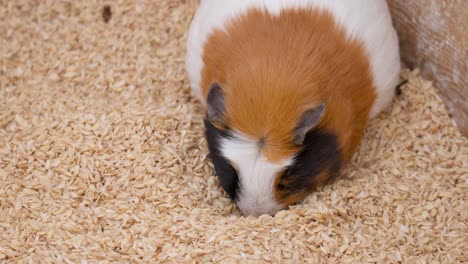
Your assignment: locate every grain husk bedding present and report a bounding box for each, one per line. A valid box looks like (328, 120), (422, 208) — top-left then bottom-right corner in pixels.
(0, 1), (466, 263)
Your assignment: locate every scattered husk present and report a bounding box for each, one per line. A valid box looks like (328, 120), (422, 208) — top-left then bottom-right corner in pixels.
(0, 1), (466, 263)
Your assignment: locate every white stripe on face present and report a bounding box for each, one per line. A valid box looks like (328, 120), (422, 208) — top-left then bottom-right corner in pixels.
(220, 132), (293, 216)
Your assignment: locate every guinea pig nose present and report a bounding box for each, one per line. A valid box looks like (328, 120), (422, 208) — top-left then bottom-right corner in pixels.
(238, 206), (268, 217)
(237, 202), (284, 217)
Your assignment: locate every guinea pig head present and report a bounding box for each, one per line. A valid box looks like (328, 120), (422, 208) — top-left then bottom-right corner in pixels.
(203, 83), (342, 217)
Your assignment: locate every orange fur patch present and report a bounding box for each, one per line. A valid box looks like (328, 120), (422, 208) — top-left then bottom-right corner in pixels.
(200, 7), (376, 200)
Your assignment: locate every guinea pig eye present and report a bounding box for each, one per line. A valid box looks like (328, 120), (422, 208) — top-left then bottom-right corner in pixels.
(279, 167), (292, 181)
(277, 182), (287, 191)
(276, 168), (292, 190)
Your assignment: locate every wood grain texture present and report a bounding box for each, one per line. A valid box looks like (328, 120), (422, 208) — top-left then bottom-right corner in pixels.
(388, 0), (468, 136)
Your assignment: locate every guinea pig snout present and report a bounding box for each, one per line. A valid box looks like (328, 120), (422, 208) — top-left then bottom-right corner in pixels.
(236, 197), (286, 217)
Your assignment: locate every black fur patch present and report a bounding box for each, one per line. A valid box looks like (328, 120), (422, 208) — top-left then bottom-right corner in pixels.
(204, 118), (239, 200)
(278, 128), (342, 197)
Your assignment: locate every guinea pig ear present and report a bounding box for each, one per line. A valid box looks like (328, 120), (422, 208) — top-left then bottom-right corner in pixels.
(293, 102), (327, 145)
(206, 82), (227, 127)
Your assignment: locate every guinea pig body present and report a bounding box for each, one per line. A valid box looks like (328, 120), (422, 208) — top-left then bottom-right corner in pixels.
(186, 0), (400, 216)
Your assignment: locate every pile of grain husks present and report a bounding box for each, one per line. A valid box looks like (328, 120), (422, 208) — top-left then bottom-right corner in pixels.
(0, 1), (466, 263)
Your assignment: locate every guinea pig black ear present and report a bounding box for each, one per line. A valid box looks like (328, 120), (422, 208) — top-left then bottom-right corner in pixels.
(293, 102), (327, 145)
(206, 82), (226, 127)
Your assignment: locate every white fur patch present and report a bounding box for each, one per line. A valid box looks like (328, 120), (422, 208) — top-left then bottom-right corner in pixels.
(220, 132), (293, 216)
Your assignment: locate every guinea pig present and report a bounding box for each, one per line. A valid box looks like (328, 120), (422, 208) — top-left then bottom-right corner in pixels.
(185, 0), (401, 217)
